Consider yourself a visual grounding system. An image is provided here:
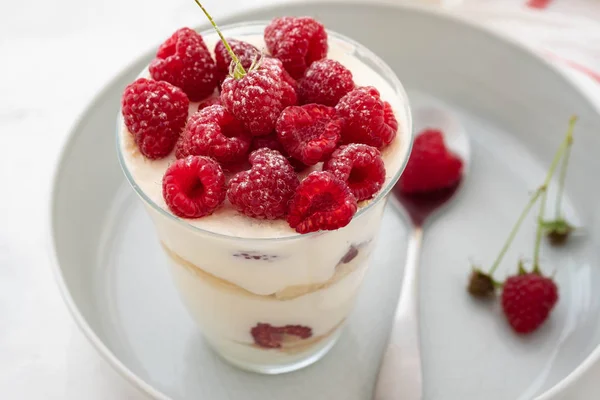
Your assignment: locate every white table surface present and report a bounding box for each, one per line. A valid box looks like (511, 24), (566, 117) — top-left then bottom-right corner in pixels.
(2, 0), (600, 398)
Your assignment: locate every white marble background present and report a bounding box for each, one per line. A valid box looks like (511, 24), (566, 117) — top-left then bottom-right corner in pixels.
(1, 0), (600, 398)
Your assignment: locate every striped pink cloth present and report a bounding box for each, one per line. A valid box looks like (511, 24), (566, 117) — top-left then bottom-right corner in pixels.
(527, 0), (552, 10)
(459, 0), (600, 86)
(524, 0), (600, 84)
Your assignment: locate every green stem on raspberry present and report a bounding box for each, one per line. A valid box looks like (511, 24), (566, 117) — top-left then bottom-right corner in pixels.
(532, 187), (548, 273)
(554, 133), (573, 219)
(532, 115), (577, 271)
(192, 0), (246, 79)
(518, 260), (527, 275)
(489, 116), (577, 276)
(488, 188), (543, 276)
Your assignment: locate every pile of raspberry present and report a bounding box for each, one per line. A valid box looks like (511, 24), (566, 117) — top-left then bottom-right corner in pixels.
(121, 17), (399, 234)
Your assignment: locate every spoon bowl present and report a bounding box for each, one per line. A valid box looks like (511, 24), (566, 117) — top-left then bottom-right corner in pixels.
(374, 106), (471, 400)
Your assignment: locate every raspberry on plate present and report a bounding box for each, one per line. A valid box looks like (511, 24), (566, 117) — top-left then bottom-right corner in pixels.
(336, 86), (398, 148)
(287, 171), (358, 234)
(121, 78), (189, 159)
(214, 39), (260, 85)
(264, 17), (328, 79)
(162, 155), (226, 218)
(298, 59), (354, 106)
(501, 271), (559, 334)
(221, 57), (297, 136)
(324, 144), (385, 201)
(276, 104), (342, 166)
(149, 27), (218, 101)
(228, 148), (299, 220)
(398, 129), (464, 194)
(175, 104), (251, 165)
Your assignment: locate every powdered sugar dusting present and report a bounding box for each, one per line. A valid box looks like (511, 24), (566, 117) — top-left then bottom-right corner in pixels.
(298, 59), (354, 106)
(264, 17), (328, 79)
(228, 148), (299, 220)
(221, 60), (295, 135)
(120, 32), (409, 238)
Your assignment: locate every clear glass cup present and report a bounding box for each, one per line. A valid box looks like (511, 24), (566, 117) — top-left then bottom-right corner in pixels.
(117, 22), (412, 374)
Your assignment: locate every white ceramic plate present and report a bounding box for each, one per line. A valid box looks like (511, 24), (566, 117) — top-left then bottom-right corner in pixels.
(50, 1), (600, 399)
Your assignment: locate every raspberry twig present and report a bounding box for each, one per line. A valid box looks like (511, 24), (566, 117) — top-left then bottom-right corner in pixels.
(532, 116), (577, 269)
(532, 189), (549, 273)
(192, 0), (246, 78)
(488, 187), (542, 276)
(554, 134), (573, 220)
(537, 119), (576, 246)
(469, 116), (577, 297)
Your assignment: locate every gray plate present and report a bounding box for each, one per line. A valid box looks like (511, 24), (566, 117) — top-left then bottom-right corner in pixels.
(51, 1), (600, 399)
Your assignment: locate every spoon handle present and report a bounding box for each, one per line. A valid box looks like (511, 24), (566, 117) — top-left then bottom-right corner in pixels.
(373, 227), (423, 400)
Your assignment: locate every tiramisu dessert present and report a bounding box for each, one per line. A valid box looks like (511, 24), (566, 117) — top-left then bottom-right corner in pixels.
(118, 5), (411, 373)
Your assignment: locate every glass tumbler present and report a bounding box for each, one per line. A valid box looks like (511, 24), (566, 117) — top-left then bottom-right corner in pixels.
(117, 22), (413, 374)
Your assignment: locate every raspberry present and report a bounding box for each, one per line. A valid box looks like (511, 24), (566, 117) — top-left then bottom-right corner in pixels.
(156, 27), (209, 58)
(276, 104), (342, 165)
(264, 17), (328, 79)
(149, 27), (217, 101)
(260, 57), (298, 107)
(214, 39), (260, 84)
(221, 58), (297, 136)
(398, 129), (464, 194)
(336, 86), (398, 148)
(324, 144), (385, 201)
(287, 171), (357, 233)
(283, 325), (312, 339)
(250, 132), (285, 154)
(175, 105), (251, 165)
(501, 272), (559, 334)
(121, 78), (189, 159)
(162, 156), (226, 218)
(227, 148), (299, 219)
(251, 323), (313, 349)
(340, 245), (359, 264)
(197, 97), (221, 111)
(298, 59), (354, 106)
(251, 323), (282, 349)
(250, 133), (309, 172)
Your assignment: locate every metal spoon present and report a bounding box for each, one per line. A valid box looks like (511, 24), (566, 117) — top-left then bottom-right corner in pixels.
(373, 106), (471, 400)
